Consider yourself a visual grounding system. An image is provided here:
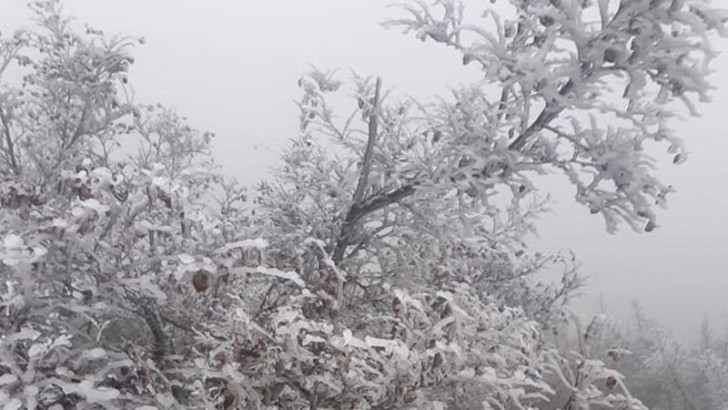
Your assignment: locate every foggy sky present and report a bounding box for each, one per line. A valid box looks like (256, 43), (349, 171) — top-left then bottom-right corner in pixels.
(2, 0), (727, 338)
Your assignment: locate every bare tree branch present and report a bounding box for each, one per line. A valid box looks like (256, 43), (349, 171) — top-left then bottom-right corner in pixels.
(333, 78), (386, 263)
(508, 79), (574, 151)
(332, 182), (417, 263)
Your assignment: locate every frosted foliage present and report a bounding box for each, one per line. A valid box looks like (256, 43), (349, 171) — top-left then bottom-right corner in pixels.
(543, 308), (728, 410)
(388, 0), (727, 232)
(0, 0), (724, 409)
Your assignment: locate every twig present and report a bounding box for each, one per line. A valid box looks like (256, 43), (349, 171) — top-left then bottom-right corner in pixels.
(352, 77), (382, 203)
(508, 80), (574, 151)
(66, 103), (89, 149)
(543, 125), (590, 152)
(332, 182), (417, 263)
(0, 107), (20, 175)
(138, 298), (167, 366)
(255, 283), (277, 320)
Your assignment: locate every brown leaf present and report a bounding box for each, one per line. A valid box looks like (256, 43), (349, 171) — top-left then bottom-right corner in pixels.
(221, 388), (236, 409)
(192, 270), (210, 293)
(403, 389), (417, 403)
(606, 376), (618, 390)
(432, 352), (443, 369)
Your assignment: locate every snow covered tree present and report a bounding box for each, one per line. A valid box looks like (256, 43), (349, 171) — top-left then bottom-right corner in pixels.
(0, 0), (725, 409)
(0, 2), (234, 408)
(599, 307), (728, 410)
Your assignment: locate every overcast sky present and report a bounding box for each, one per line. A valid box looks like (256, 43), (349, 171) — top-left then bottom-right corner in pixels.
(3, 0), (727, 338)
